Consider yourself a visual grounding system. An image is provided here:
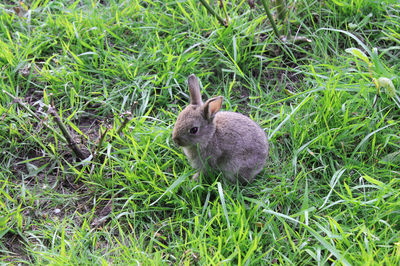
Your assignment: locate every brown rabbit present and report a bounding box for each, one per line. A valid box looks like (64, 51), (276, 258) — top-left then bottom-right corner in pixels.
(172, 74), (269, 183)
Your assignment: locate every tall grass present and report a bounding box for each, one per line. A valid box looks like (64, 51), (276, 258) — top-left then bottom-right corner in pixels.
(0, 0), (399, 264)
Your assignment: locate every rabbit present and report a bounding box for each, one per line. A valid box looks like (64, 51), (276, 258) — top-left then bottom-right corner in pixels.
(172, 74), (269, 183)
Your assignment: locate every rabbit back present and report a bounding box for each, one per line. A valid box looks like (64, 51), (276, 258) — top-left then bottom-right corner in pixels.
(213, 111), (268, 182)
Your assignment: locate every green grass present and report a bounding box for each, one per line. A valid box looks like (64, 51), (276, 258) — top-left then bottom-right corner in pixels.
(0, 0), (399, 264)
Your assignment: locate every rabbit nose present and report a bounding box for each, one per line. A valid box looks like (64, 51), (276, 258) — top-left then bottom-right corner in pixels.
(172, 135), (182, 146)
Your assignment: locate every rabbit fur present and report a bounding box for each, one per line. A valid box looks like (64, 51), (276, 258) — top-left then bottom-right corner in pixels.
(172, 74), (269, 183)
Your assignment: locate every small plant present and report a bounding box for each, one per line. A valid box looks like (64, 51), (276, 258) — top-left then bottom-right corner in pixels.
(345, 40), (399, 108)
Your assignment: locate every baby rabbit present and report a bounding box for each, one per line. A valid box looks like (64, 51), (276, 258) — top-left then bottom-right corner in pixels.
(172, 74), (269, 183)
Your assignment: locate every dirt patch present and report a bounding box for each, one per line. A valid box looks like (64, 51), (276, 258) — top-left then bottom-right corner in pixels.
(1, 232), (30, 263)
(4, 93), (114, 235)
(261, 66), (304, 93)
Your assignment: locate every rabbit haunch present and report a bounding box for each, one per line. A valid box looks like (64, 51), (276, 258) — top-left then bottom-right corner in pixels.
(172, 74), (269, 183)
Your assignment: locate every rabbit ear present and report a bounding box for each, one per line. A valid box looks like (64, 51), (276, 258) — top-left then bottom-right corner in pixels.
(188, 74), (202, 105)
(203, 96), (223, 120)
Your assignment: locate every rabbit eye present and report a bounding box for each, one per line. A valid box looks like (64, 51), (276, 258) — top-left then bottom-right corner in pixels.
(189, 127), (199, 134)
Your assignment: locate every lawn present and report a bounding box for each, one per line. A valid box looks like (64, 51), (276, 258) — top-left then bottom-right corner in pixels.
(0, 0), (399, 264)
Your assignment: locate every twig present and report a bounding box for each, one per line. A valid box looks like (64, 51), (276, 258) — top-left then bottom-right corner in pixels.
(115, 101), (137, 137)
(92, 101), (138, 168)
(260, 0), (281, 38)
(116, 111), (132, 136)
(93, 126), (109, 156)
(4, 90), (87, 160)
(47, 106), (87, 160)
(111, 102), (137, 142)
(199, 0), (227, 27)
(219, 0), (230, 26)
(3, 90), (65, 141)
(3, 90), (40, 120)
(90, 126), (109, 174)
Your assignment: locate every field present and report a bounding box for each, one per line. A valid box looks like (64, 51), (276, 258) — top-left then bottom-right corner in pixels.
(0, 0), (399, 264)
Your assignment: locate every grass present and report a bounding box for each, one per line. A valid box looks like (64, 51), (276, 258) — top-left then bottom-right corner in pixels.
(0, 0), (399, 264)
